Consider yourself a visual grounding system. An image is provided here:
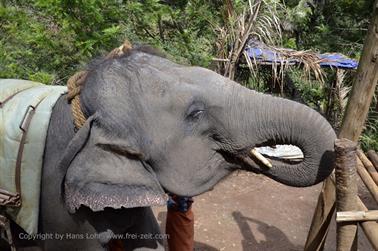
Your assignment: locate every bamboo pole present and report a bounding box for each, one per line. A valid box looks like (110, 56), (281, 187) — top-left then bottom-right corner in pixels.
(356, 158), (378, 204)
(335, 139), (358, 251)
(304, 176), (336, 251)
(337, 210), (378, 223)
(357, 150), (378, 185)
(304, 1), (378, 250)
(367, 150), (378, 170)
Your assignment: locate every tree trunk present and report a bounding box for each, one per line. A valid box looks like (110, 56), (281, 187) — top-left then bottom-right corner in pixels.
(339, 1), (378, 140)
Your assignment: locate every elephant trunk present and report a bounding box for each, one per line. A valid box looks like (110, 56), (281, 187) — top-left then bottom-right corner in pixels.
(236, 89), (336, 187)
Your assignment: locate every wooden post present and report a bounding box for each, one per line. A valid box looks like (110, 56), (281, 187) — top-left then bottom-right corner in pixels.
(304, 1), (378, 250)
(335, 139), (358, 251)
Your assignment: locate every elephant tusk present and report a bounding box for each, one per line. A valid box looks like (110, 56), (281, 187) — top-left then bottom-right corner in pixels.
(250, 148), (272, 168)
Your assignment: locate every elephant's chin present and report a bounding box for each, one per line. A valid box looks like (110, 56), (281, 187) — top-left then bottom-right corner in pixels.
(64, 182), (167, 213)
(158, 163), (233, 197)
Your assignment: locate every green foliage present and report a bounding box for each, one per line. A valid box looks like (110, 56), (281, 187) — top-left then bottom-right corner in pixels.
(361, 129), (378, 152)
(287, 68), (326, 110)
(284, 0), (374, 56)
(0, 0), (220, 84)
(0, 1), (109, 84)
(123, 0), (220, 66)
(238, 69), (270, 93)
(287, 0), (312, 29)
(244, 76), (270, 93)
(360, 101), (378, 152)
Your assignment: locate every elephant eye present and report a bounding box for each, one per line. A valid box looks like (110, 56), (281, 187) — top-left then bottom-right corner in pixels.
(185, 100), (206, 122)
(188, 110), (204, 120)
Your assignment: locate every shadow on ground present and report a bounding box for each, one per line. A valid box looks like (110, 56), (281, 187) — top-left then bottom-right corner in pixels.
(232, 211), (302, 251)
(153, 172), (374, 251)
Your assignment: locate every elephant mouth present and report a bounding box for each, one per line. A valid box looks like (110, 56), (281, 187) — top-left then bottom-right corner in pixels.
(240, 144), (304, 170)
(255, 144), (304, 163)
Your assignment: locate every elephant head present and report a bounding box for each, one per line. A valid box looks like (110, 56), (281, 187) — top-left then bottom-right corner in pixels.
(61, 46), (336, 212)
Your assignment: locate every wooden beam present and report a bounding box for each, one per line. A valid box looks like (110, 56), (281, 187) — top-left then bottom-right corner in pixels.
(335, 139), (358, 251)
(305, 1), (378, 250)
(304, 176), (336, 251)
(337, 210), (378, 223)
(356, 158), (378, 205)
(357, 150), (378, 185)
(367, 150), (378, 170)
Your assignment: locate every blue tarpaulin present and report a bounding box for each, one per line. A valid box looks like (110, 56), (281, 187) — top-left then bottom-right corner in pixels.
(318, 53), (358, 69)
(245, 47), (358, 69)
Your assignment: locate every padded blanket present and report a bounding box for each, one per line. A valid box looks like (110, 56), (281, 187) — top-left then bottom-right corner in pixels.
(0, 79), (66, 234)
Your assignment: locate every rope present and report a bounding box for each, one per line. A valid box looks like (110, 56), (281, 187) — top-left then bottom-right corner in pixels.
(67, 71), (87, 128)
(105, 40), (133, 60)
(66, 40), (133, 129)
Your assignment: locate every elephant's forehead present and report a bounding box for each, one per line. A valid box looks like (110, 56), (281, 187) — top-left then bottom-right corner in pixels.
(122, 52), (233, 96)
(137, 68), (200, 103)
(140, 65), (229, 98)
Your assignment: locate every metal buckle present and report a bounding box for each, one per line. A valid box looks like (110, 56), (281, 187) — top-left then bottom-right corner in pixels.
(19, 105), (35, 132)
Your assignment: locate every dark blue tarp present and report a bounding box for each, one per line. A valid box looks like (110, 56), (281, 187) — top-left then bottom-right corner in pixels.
(245, 47), (358, 69)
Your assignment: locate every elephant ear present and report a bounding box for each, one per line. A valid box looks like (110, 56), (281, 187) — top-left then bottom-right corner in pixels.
(59, 117), (167, 213)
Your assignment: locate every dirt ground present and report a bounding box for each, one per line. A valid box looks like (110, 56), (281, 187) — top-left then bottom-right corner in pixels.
(153, 171), (375, 251)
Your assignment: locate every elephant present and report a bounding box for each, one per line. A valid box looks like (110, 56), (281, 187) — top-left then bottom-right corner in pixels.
(12, 45), (336, 250)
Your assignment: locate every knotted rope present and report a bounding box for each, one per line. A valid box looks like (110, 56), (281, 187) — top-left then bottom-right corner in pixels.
(66, 40), (133, 129)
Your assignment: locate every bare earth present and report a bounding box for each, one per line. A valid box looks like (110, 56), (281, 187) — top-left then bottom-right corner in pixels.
(153, 171), (374, 251)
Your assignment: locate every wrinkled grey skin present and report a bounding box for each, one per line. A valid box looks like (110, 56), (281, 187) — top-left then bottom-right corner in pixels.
(36, 47), (336, 250)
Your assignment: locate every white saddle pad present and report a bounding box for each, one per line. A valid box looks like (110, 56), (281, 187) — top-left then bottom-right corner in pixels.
(0, 79), (66, 234)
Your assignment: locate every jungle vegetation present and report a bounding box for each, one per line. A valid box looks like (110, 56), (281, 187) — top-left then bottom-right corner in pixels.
(0, 0), (377, 150)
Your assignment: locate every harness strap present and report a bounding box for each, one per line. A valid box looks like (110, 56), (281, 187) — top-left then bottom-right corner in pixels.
(0, 86), (35, 108)
(14, 99), (45, 206)
(0, 89), (46, 207)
